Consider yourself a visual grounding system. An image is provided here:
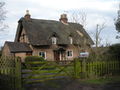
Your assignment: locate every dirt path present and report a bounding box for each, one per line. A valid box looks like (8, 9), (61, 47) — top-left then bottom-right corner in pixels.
(24, 79), (120, 90)
(63, 81), (120, 90)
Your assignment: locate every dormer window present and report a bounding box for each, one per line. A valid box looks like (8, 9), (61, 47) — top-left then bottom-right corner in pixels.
(52, 37), (57, 44)
(51, 32), (57, 44)
(69, 36), (73, 44)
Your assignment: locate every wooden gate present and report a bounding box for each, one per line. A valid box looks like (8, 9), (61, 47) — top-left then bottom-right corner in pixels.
(22, 61), (73, 86)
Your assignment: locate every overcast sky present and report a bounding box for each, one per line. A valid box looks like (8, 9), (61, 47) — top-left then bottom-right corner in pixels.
(0, 0), (119, 46)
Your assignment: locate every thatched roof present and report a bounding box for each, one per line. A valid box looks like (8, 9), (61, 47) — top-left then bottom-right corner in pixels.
(15, 18), (94, 46)
(5, 41), (32, 53)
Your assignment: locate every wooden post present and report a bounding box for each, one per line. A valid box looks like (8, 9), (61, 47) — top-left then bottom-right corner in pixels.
(81, 57), (86, 78)
(15, 58), (21, 90)
(74, 58), (80, 78)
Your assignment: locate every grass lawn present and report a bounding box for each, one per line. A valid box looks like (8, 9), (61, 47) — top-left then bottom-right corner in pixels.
(81, 76), (120, 85)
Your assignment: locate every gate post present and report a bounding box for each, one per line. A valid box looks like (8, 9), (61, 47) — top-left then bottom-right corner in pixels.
(15, 57), (21, 90)
(79, 57), (87, 79)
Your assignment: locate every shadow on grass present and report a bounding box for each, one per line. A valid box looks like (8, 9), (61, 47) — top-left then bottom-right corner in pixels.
(24, 78), (75, 90)
(0, 74), (15, 90)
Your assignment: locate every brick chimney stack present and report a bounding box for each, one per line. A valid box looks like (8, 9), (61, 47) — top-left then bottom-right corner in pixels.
(59, 14), (68, 24)
(24, 10), (31, 20)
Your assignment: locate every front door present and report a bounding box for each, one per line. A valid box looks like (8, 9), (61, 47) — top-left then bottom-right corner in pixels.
(54, 51), (66, 61)
(54, 51), (60, 61)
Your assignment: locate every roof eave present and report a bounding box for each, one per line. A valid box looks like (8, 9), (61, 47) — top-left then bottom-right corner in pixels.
(11, 51), (32, 53)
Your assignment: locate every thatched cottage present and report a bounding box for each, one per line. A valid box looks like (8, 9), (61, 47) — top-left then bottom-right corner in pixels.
(2, 10), (94, 62)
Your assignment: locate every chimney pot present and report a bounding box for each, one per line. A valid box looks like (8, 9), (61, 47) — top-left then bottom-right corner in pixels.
(59, 14), (68, 24)
(24, 10), (31, 20)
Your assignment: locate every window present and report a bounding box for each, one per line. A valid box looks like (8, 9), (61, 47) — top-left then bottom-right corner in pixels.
(20, 33), (26, 42)
(52, 37), (57, 44)
(69, 37), (73, 44)
(22, 34), (25, 42)
(66, 50), (73, 57)
(39, 52), (46, 59)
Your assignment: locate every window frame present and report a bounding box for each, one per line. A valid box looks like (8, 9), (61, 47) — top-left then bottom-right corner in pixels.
(66, 50), (73, 58)
(69, 36), (73, 44)
(51, 36), (57, 44)
(39, 51), (46, 59)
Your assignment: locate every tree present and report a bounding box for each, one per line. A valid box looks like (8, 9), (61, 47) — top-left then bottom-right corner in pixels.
(94, 23), (106, 48)
(69, 10), (87, 28)
(115, 3), (120, 39)
(69, 10), (106, 47)
(115, 3), (120, 32)
(115, 19), (120, 32)
(68, 10), (88, 53)
(0, 1), (7, 32)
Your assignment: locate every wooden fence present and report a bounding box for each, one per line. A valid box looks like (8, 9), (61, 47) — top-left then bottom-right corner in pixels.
(74, 59), (120, 78)
(0, 56), (21, 90)
(22, 59), (120, 89)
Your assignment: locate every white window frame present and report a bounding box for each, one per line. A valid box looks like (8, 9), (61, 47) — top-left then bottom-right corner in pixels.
(69, 37), (73, 44)
(51, 37), (57, 44)
(66, 50), (73, 58)
(39, 51), (46, 59)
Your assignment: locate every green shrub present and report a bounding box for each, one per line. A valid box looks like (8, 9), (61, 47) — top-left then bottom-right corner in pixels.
(108, 43), (120, 60)
(24, 56), (45, 69)
(25, 56), (45, 62)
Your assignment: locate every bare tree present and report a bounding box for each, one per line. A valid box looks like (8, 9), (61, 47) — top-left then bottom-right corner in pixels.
(104, 38), (111, 47)
(94, 23), (106, 48)
(0, 2), (7, 32)
(69, 10), (87, 28)
(68, 10), (106, 48)
(67, 10), (90, 55)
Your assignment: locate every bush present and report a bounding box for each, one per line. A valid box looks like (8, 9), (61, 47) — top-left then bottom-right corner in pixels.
(25, 56), (45, 62)
(108, 43), (120, 60)
(24, 56), (45, 69)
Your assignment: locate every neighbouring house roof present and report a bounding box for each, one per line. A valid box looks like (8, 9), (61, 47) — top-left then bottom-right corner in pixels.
(5, 41), (32, 53)
(15, 18), (94, 46)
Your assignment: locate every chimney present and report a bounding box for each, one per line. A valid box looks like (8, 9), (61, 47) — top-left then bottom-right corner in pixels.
(59, 14), (68, 24)
(24, 10), (31, 20)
